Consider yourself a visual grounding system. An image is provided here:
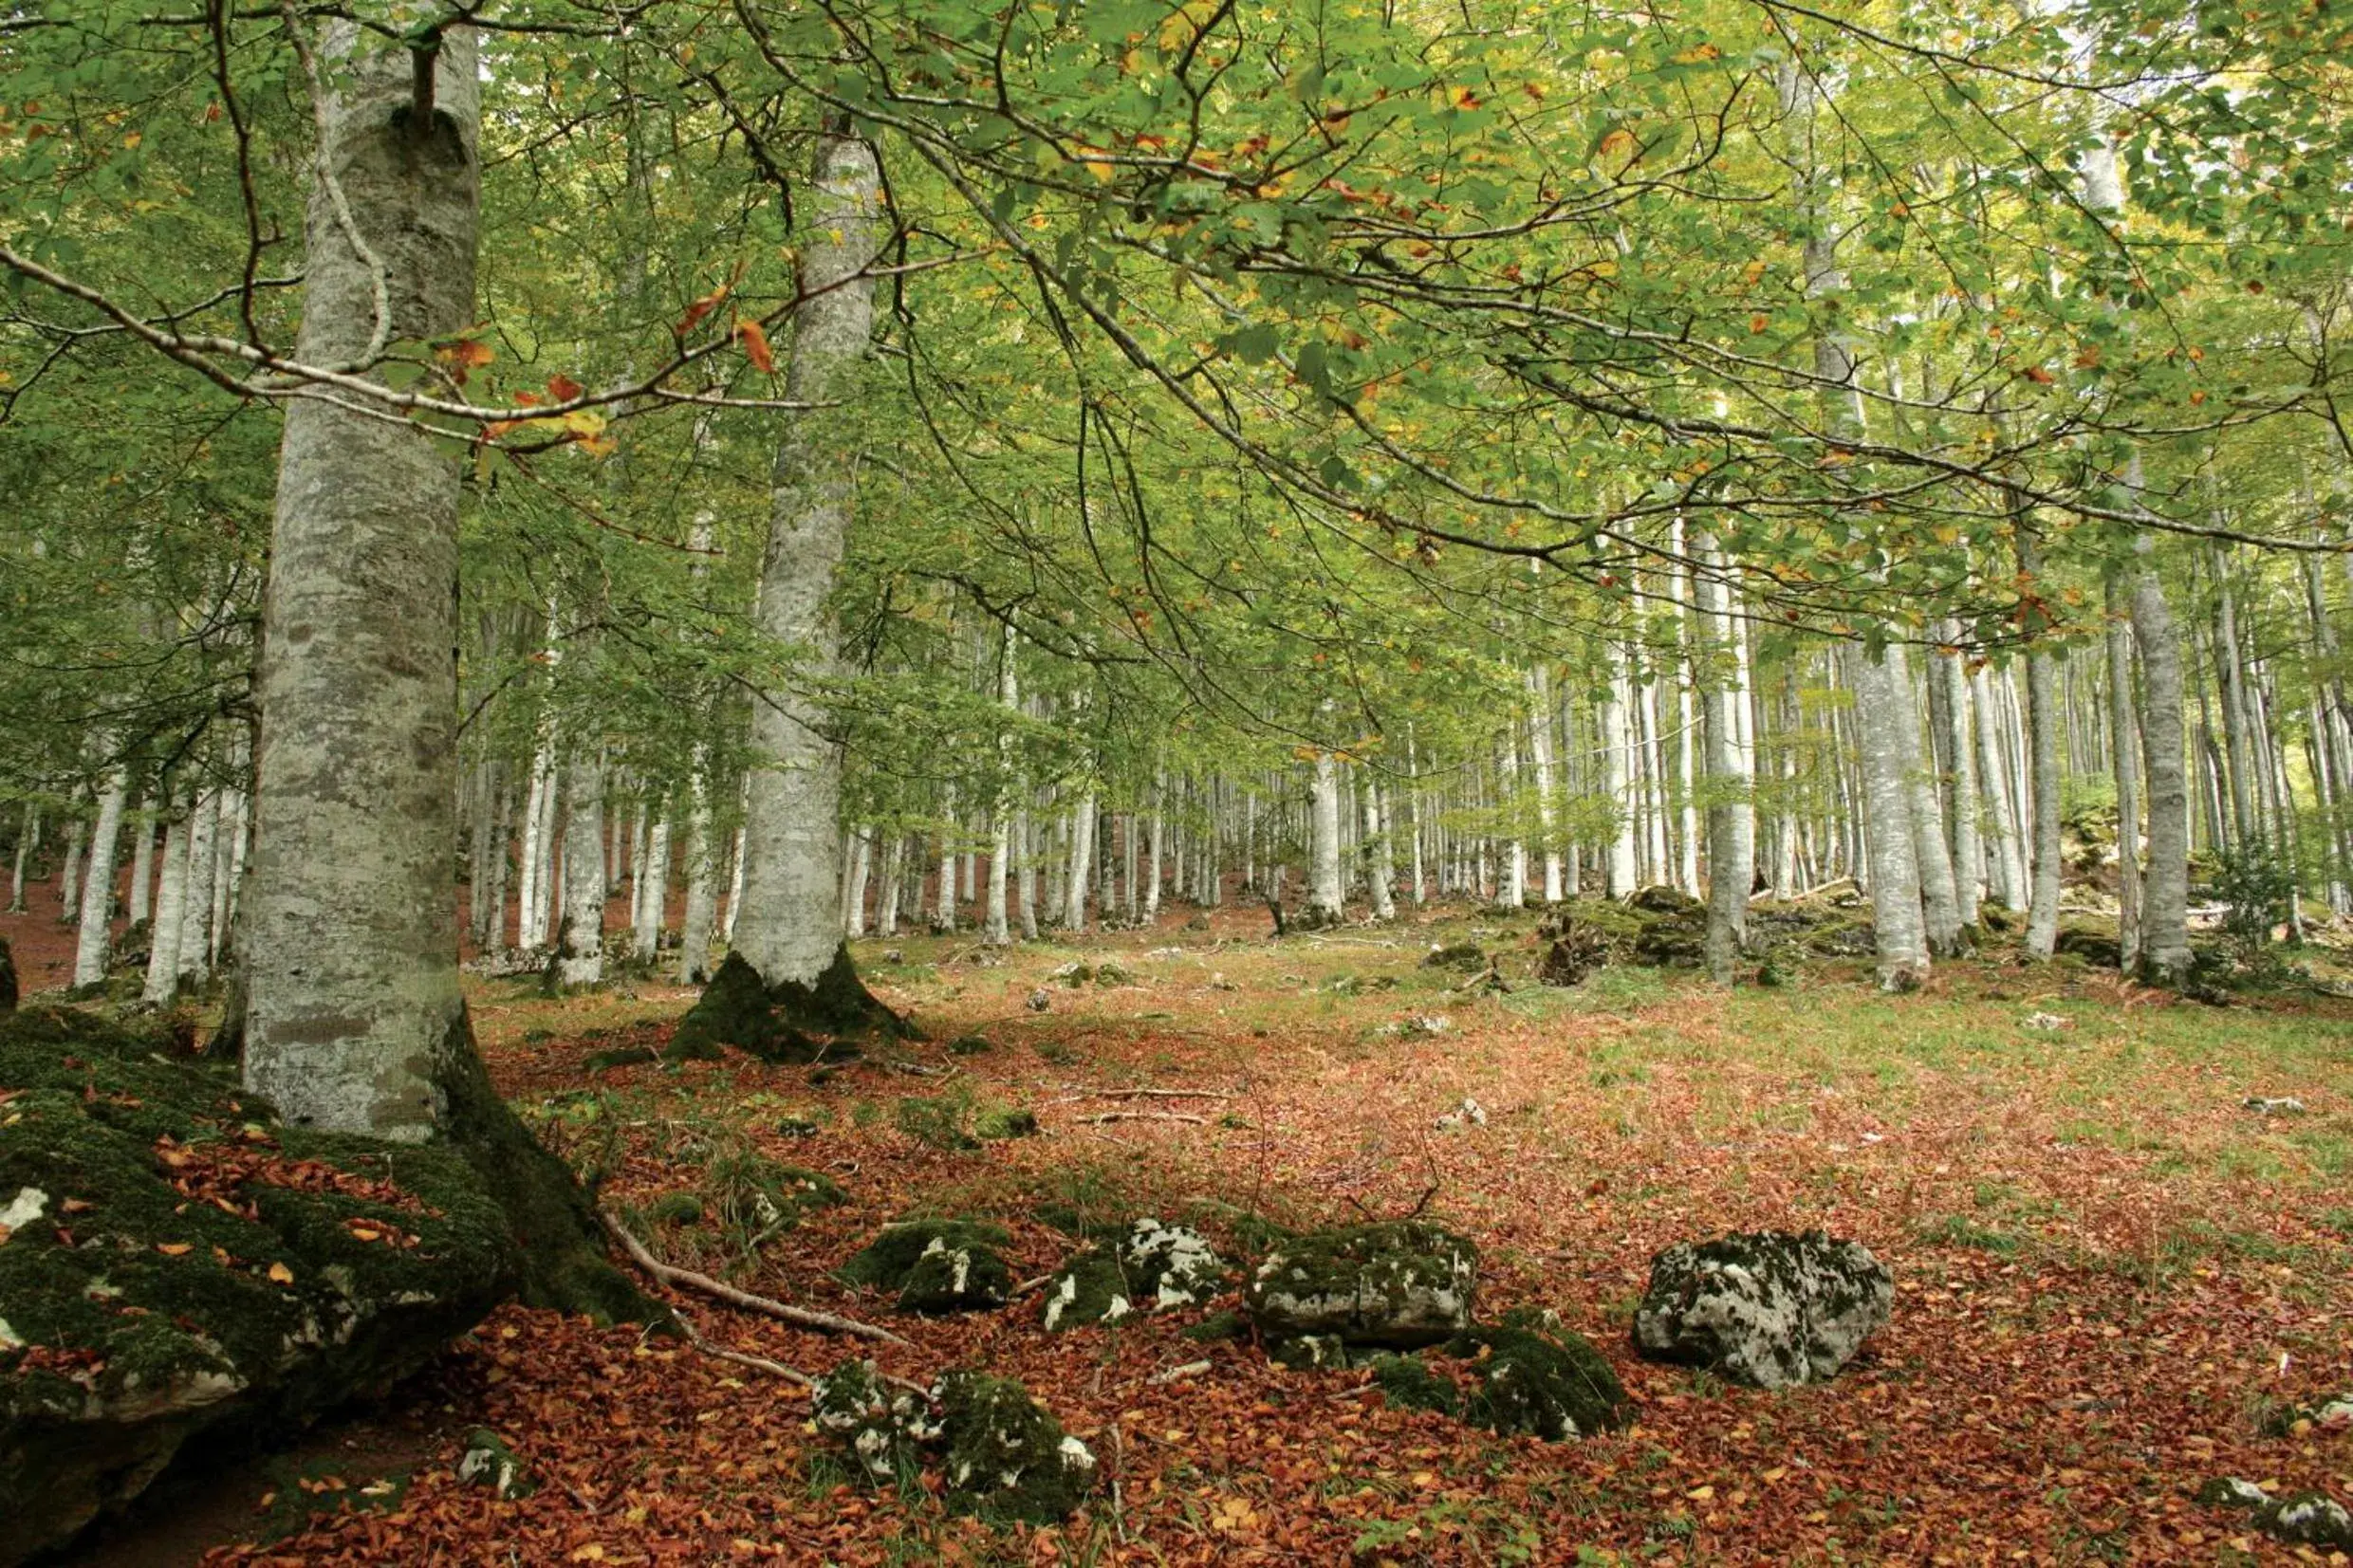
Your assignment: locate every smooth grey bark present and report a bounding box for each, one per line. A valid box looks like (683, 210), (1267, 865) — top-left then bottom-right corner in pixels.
(142, 808), (189, 1005)
(1845, 645), (1931, 987)
(2104, 576), (2143, 968)
(1528, 665), (1563, 903)
(6, 803), (32, 913)
(72, 766), (130, 988)
(2211, 546), (2258, 846)
(984, 623), (1017, 946)
(1498, 727), (1526, 908)
(676, 760), (719, 982)
(1603, 650), (1640, 896)
(1362, 773), (1396, 921)
(126, 795), (155, 927)
(56, 788), (86, 925)
(241, 22), (479, 1136)
(632, 811), (670, 960)
(1060, 789), (1093, 932)
(1886, 645), (1962, 955)
(556, 758), (605, 986)
(2021, 641), (2065, 959)
(2130, 538), (2194, 984)
(1932, 631), (1984, 929)
(1306, 740), (1345, 922)
(729, 125), (884, 989)
(1693, 533), (1752, 983)
(1973, 665), (2027, 911)
(176, 789), (219, 987)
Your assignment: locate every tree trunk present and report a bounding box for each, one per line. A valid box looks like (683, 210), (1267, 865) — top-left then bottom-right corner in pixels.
(1845, 645), (1931, 987)
(2130, 541), (2194, 985)
(237, 20), (639, 1319)
(557, 758), (605, 986)
(72, 766), (130, 989)
(984, 624), (1017, 946)
(1306, 742), (1345, 923)
(715, 124), (905, 1036)
(142, 806), (189, 1005)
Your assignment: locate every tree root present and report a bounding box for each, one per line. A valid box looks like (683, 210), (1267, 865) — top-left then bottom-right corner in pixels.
(602, 1210), (908, 1345)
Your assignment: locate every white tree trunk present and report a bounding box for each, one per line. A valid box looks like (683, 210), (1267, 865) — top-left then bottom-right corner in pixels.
(985, 624), (1017, 946)
(126, 795), (155, 927)
(142, 808), (190, 1005)
(1847, 645), (1931, 987)
(729, 126), (883, 988)
(1603, 650), (1640, 897)
(1306, 745), (1344, 921)
(176, 788), (219, 987)
(677, 760), (719, 981)
(557, 758), (604, 985)
(72, 766), (130, 988)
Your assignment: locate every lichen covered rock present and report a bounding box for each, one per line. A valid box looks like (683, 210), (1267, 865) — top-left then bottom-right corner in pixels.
(810, 1362), (1092, 1522)
(1039, 1220), (1225, 1332)
(1461, 1321), (1631, 1440)
(0, 1005), (514, 1565)
(2257, 1492), (2353, 1550)
(812, 1356), (940, 1483)
(456, 1428), (536, 1500)
(934, 1370), (1096, 1522)
(1632, 1230), (1892, 1389)
(1248, 1221), (1475, 1352)
(837, 1219), (1011, 1314)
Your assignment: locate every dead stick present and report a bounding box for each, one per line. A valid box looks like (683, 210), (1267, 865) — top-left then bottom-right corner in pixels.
(602, 1211), (908, 1346)
(1049, 1085), (1238, 1103)
(1071, 1111), (1208, 1126)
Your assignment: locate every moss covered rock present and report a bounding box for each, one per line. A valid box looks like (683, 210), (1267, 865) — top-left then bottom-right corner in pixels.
(0, 1006), (514, 1565)
(812, 1356), (940, 1483)
(1460, 1321), (1631, 1440)
(1248, 1221), (1475, 1354)
(1040, 1219), (1227, 1333)
(1368, 1351), (1459, 1414)
(972, 1104), (1038, 1141)
(809, 1363), (1093, 1522)
(456, 1428), (536, 1500)
(934, 1370), (1097, 1523)
(837, 1219), (1011, 1314)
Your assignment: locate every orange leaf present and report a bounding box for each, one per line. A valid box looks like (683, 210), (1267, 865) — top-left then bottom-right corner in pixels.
(546, 374), (584, 402)
(268, 1262), (295, 1284)
(736, 319), (776, 374)
(676, 284), (730, 338)
(2021, 364), (2054, 385)
(156, 1242), (193, 1256)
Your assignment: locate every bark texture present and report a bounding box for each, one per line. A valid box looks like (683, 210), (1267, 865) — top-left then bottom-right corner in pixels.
(729, 127), (886, 993)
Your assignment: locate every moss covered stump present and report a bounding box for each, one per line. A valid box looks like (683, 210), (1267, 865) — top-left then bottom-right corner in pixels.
(0, 1006), (516, 1565)
(671, 947), (915, 1064)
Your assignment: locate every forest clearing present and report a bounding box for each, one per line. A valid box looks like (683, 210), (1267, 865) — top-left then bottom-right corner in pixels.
(6, 0), (2353, 1561)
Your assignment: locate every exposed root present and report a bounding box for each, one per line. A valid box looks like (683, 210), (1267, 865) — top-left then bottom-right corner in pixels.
(1071, 1111), (1209, 1126)
(601, 1210), (909, 1346)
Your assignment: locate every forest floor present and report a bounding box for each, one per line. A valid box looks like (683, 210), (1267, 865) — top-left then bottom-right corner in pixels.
(13, 895), (2353, 1566)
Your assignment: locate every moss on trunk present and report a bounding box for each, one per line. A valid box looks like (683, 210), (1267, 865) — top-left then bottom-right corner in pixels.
(431, 1007), (653, 1324)
(672, 945), (915, 1063)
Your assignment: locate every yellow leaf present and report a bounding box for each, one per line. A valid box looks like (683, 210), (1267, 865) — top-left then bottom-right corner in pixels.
(268, 1262), (295, 1284)
(1687, 1485), (1715, 1501)
(157, 1242), (193, 1256)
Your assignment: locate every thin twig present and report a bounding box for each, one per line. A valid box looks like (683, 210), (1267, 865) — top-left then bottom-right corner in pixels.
(602, 1211), (908, 1345)
(1071, 1111), (1209, 1126)
(655, 1301), (813, 1389)
(1048, 1084), (1238, 1104)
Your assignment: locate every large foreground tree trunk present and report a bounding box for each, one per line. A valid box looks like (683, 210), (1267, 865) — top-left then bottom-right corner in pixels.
(238, 20), (639, 1318)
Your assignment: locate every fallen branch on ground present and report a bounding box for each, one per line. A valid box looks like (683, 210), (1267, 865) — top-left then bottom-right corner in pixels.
(602, 1210), (908, 1345)
(1071, 1111), (1209, 1126)
(1149, 1359), (1214, 1384)
(1048, 1084), (1238, 1104)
